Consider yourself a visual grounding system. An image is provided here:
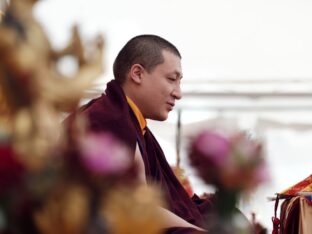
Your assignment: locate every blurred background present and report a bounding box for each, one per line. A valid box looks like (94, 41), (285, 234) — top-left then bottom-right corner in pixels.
(30, 0), (312, 231)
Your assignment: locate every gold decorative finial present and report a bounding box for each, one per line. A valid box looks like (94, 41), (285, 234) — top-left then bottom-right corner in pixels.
(0, 10), (4, 21)
(0, 0), (7, 21)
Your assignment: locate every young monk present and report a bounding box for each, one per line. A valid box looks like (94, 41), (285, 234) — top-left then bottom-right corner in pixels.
(66, 35), (210, 233)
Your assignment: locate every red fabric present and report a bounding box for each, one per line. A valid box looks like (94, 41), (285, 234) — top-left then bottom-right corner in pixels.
(272, 195), (280, 234)
(272, 217), (280, 234)
(276, 197), (300, 234)
(280, 175), (312, 196)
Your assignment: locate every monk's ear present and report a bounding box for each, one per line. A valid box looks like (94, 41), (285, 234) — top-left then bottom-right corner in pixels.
(129, 64), (144, 84)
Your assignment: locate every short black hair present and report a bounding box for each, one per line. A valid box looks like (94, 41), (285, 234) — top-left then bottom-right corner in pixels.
(113, 34), (181, 84)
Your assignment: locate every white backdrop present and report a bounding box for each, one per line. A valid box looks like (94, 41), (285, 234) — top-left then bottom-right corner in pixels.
(34, 0), (312, 82)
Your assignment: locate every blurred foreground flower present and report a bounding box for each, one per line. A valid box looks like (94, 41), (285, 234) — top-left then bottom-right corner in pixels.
(0, 125), (148, 233)
(189, 130), (268, 193)
(189, 129), (269, 234)
(79, 133), (131, 175)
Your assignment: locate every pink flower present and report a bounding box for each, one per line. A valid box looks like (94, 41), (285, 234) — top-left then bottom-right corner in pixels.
(253, 163), (270, 185)
(194, 131), (230, 166)
(79, 133), (131, 175)
(189, 129), (269, 193)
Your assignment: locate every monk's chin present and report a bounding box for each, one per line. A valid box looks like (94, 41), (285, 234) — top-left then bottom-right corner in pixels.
(151, 114), (168, 121)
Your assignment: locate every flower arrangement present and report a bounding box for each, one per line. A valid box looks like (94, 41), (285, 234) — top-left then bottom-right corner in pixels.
(188, 129), (269, 233)
(0, 126), (165, 234)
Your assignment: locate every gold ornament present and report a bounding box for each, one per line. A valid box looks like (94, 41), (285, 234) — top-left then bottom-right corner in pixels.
(34, 184), (91, 234)
(102, 184), (165, 234)
(0, 0), (104, 161)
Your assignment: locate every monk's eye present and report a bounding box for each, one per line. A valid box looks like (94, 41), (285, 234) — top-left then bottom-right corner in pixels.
(167, 77), (176, 81)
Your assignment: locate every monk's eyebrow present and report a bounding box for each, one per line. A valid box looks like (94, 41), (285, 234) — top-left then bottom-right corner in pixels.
(166, 70), (183, 79)
(170, 71), (182, 79)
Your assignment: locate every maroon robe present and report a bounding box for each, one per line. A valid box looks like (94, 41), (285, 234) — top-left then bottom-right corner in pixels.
(66, 80), (211, 234)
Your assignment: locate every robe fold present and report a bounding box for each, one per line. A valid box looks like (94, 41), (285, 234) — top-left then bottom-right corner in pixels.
(66, 80), (211, 233)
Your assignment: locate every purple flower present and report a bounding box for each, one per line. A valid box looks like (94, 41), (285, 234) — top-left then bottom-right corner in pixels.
(79, 133), (131, 175)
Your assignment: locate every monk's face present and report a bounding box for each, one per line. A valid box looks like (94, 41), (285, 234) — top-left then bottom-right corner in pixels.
(139, 50), (182, 121)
